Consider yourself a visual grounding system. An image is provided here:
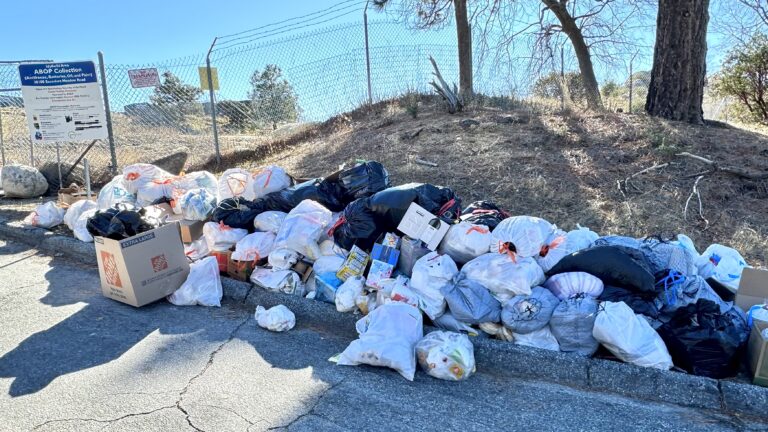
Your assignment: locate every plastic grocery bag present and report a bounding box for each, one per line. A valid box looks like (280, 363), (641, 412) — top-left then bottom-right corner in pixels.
(231, 231), (276, 262)
(180, 188), (217, 221)
(73, 208), (99, 242)
(184, 237), (210, 261)
(544, 272), (605, 300)
(337, 302), (424, 381)
(24, 202), (65, 228)
(123, 163), (173, 194)
(410, 252), (458, 320)
(336, 276), (365, 312)
(255, 305), (295, 332)
(268, 248), (300, 271)
(502, 287), (560, 334)
(254, 211), (287, 234)
(438, 222), (492, 265)
(218, 168), (255, 201)
(203, 222), (248, 252)
(136, 179), (174, 207)
(251, 268), (304, 296)
(695, 244), (749, 291)
(167, 256), (222, 307)
(170, 171), (218, 214)
(441, 273), (501, 324)
(416, 331), (476, 381)
(593, 301), (673, 370)
(64, 199), (97, 231)
(97, 175), (136, 209)
(491, 216), (555, 258)
(252, 165), (291, 199)
(549, 295), (599, 356)
(274, 199), (332, 259)
(513, 326), (560, 351)
(461, 253), (545, 303)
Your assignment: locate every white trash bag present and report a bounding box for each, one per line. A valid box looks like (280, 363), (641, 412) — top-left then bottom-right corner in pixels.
(251, 268), (304, 296)
(254, 211), (287, 234)
(123, 163), (173, 195)
(231, 231), (276, 262)
(218, 168), (255, 201)
(319, 239), (348, 258)
(73, 208), (99, 242)
(461, 253), (545, 303)
(438, 222), (492, 265)
(268, 248), (300, 270)
(337, 302), (424, 381)
(180, 188), (217, 221)
(336, 275), (365, 313)
(544, 272), (605, 300)
(184, 237), (210, 261)
(490, 215), (555, 258)
(24, 202), (65, 228)
(593, 301), (673, 370)
(536, 226), (599, 272)
(136, 179), (174, 207)
(274, 200), (332, 259)
(255, 305), (295, 332)
(97, 175), (136, 209)
(513, 326), (560, 351)
(416, 331), (476, 381)
(313, 255), (346, 275)
(170, 171), (218, 214)
(695, 244), (750, 291)
(251, 165), (291, 199)
(167, 256), (222, 307)
(203, 222), (248, 252)
(410, 252), (458, 320)
(63, 199), (97, 231)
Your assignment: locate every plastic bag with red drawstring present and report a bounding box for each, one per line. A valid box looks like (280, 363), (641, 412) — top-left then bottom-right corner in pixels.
(535, 225), (600, 273)
(231, 231), (276, 262)
(97, 175), (136, 209)
(274, 199), (332, 259)
(136, 178), (174, 207)
(169, 171), (218, 214)
(251, 165), (291, 199)
(490, 216), (556, 259)
(461, 253), (545, 303)
(203, 221), (248, 252)
(331, 198), (379, 251)
(459, 201), (511, 230)
(438, 221), (493, 265)
(24, 201), (66, 228)
(122, 164), (173, 195)
(218, 168), (256, 201)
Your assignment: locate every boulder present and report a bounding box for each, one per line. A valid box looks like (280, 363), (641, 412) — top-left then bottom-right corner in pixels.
(1, 164), (48, 198)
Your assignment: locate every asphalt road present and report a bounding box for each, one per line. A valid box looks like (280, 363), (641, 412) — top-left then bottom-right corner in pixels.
(0, 239), (765, 432)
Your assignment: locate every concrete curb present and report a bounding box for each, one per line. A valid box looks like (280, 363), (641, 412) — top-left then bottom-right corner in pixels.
(2, 218), (767, 420)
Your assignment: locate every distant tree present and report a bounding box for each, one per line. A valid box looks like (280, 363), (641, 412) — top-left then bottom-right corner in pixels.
(601, 81), (621, 99)
(217, 100), (254, 132)
(712, 33), (768, 124)
(533, 71), (587, 105)
(150, 71), (203, 125)
(249, 65), (299, 130)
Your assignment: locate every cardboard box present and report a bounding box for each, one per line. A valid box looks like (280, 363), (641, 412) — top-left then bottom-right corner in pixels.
(227, 258), (257, 282)
(58, 184), (93, 207)
(292, 260), (314, 283)
(176, 218), (205, 243)
(211, 249), (233, 273)
(736, 268), (768, 312)
(94, 222), (190, 307)
(337, 245), (370, 281)
(396, 203), (450, 251)
(748, 320), (768, 387)
(366, 243), (400, 290)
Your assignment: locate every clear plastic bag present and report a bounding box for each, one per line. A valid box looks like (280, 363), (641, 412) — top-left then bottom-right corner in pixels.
(184, 237), (210, 261)
(180, 188), (217, 221)
(170, 171), (217, 214)
(24, 202), (65, 228)
(416, 331), (476, 381)
(461, 253), (545, 303)
(203, 222), (248, 252)
(410, 252), (458, 319)
(167, 256), (222, 307)
(64, 199), (97, 231)
(255, 304), (295, 332)
(336, 275), (365, 313)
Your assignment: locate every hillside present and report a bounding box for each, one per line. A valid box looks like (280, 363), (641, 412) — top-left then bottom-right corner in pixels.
(197, 98), (768, 268)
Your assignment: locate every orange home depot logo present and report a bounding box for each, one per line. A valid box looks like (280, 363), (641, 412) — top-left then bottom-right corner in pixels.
(151, 255), (168, 273)
(101, 251), (122, 288)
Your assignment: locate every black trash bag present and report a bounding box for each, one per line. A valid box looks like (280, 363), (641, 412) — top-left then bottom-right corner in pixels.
(599, 285), (660, 318)
(460, 201), (511, 230)
(338, 161), (390, 201)
(441, 273), (502, 324)
(332, 198), (379, 251)
(547, 245), (656, 294)
(86, 203), (161, 240)
(212, 197), (266, 232)
(87, 207), (122, 238)
(367, 183), (462, 230)
(259, 178), (347, 213)
(657, 299), (747, 379)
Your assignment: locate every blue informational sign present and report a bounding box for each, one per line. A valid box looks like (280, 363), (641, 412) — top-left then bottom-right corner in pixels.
(18, 61), (98, 87)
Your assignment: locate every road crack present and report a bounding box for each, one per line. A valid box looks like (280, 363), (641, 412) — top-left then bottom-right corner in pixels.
(267, 377), (348, 431)
(32, 406), (175, 430)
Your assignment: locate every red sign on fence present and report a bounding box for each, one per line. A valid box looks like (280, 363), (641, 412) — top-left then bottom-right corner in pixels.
(127, 68), (160, 88)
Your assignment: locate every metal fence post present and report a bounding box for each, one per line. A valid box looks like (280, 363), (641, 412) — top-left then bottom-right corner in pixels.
(628, 50), (638, 114)
(206, 38), (221, 164)
(364, 0), (373, 105)
(98, 51), (118, 173)
(0, 108), (5, 166)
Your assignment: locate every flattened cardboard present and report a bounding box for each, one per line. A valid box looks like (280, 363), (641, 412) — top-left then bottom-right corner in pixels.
(94, 222), (190, 307)
(211, 249), (233, 273)
(397, 202), (450, 251)
(736, 268), (768, 312)
(748, 320), (768, 387)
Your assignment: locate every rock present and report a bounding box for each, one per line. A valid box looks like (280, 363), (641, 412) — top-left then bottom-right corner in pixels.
(459, 119), (480, 130)
(1, 164), (48, 198)
(150, 148), (189, 175)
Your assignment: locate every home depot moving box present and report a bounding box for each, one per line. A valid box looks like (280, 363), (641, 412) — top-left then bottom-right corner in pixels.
(94, 222), (190, 307)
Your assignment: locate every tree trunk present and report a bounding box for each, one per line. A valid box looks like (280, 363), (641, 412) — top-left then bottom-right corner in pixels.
(645, 0), (709, 124)
(454, 0), (473, 98)
(542, 0), (603, 110)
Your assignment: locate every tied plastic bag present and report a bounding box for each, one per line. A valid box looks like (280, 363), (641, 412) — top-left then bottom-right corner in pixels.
(274, 200), (332, 260)
(203, 222), (248, 252)
(337, 302), (424, 381)
(268, 248), (300, 270)
(254, 211), (287, 234)
(231, 231), (276, 262)
(491, 216), (555, 258)
(24, 202), (66, 228)
(502, 287), (560, 334)
(338, 161), (391, 201)
(255, 305), (295, 332)
(513, 326), (560, 351)
(441, 273), (502, 324)
(64, 199), (97, 231)
(549, 295), (599, 356)
(438, 222), (493, 265)
(180, 188), (216, 221)
(461, 253), (545, 303)
(460, 200), (510, 230)
(97, 175), (136, 209)
(544, 272), (605, 300)
(136, 179), (174, 207)
(185, 237), (210, 261)
(416, 331), (476, 381)
(695, 244), (749, 291)
(73, 208), (99, 242)
(169, 171), (218, 214)
(123, 163), (173, 194)
(252, 165), (291, 199)
(336, 275), (365, 313)
(167, 256), (222, 307)
(251, 268), (304, 296)
(218, 168), (255, 201)
(593, 301), (673, 370)
(548, 245), (655, 294)
(535, 227), (598, 273)
(410, 252), (458, 320)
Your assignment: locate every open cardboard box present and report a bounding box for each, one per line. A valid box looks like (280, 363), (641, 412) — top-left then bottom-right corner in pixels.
(736, 268), (768, 312)
(748, 320), (768, 387)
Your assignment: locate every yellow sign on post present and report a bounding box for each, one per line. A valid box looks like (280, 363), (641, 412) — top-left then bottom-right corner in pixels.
(198, 66), (219, 91)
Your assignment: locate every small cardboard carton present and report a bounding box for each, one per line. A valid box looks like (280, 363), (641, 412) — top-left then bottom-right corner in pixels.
(94, 222), (190, 307)
(227, 257), (258, 282)
(366, 243), (400, 290)
(211, 249), (233, 273)
(396, 202), (450, 251)
(337, 245), (370, 281)
(736, 268), (768, 312)
(58, 184), (92, 207)
(748, 320), (768, 387)
(175, 218), (205, 243)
